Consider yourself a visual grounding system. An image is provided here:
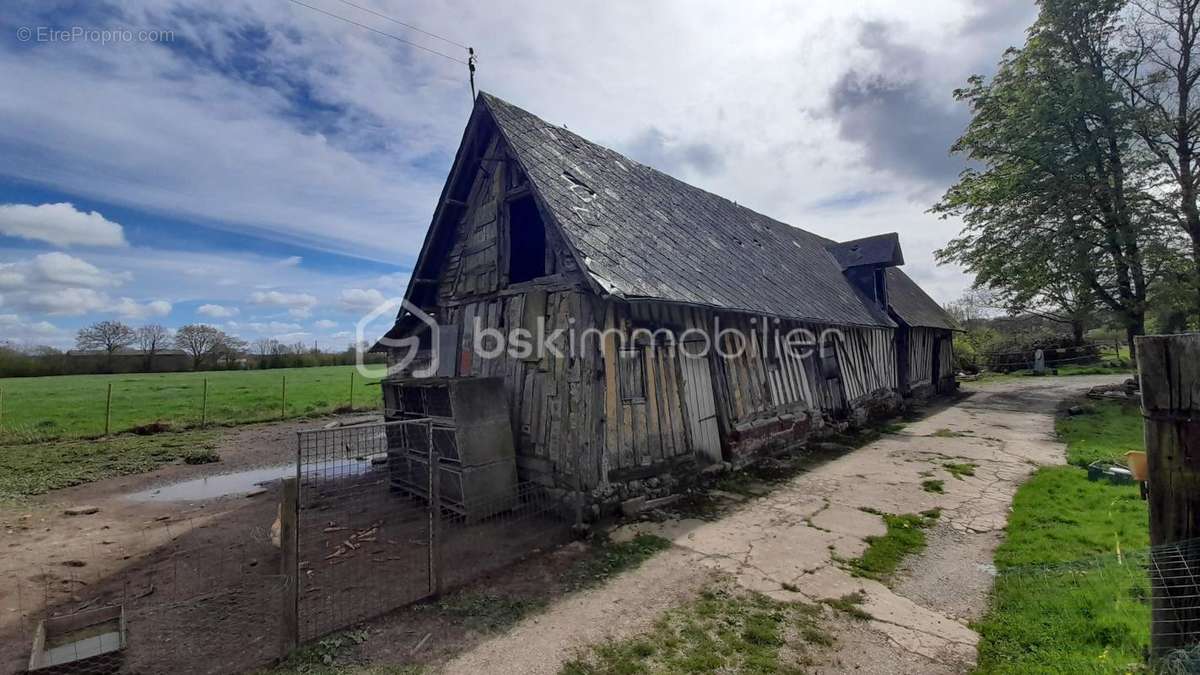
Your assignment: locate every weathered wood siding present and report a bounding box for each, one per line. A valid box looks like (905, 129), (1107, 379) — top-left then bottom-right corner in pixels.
(906, 327), (954, 392)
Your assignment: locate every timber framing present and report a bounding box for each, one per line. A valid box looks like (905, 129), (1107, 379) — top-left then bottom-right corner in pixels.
(376, 92), (959, 510)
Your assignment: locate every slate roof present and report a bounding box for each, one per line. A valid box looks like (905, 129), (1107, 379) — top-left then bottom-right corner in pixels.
(826, 233), (904, 269)
(481, 93), (896, 329)
(885, 268), (958, 331)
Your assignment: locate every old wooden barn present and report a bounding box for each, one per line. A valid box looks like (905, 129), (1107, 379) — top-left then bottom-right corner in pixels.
(376, 92), (957, 508)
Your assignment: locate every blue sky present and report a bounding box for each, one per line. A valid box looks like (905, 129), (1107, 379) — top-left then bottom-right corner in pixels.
(0, 0), (1035, 349)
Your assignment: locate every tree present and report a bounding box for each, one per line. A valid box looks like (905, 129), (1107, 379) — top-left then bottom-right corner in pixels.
(934, 0), (1169, 359)
(175, 324), (224, 370)
(75, 320), (135, 369)
(1112, 0), (1200, 319)
(134, 324), (172, 371)
(214, 335), (248, 369)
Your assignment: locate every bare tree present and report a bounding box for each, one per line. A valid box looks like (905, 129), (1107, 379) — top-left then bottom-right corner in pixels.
(175, 324), (224, 370)
(76, 321), (135, 369)
(135, 324), (172, 371)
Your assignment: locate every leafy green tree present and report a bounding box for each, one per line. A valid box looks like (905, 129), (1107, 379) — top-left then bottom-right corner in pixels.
(935, 0), (1168, 356)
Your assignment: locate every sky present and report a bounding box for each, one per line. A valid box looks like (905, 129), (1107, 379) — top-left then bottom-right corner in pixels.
(0, 0), (1037, 349)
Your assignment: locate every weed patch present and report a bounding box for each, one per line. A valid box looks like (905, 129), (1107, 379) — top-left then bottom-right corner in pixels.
(564, 534), (672, 591)
(430, 592), (546, 633)
(942, 462), (976, 480)
(561, 585), (829, 674)
(846, 511), (938, 583)
(921, 479), (945, 494)
(821, 591), (871, 621)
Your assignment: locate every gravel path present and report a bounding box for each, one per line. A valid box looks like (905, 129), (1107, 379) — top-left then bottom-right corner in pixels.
(442, 375), (1126, 674)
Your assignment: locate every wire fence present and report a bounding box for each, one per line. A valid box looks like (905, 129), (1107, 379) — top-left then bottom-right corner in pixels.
(0, 369), (383, 442)
(3, 418), (574, 674)
(985, 538), (1200, 673)
(982, 342), (1126, 373)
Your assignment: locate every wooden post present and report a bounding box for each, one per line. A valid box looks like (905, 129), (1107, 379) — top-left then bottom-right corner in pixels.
(104, 383), (113, 436)
(427, 422), (443, 598)
(1136, 333), (1200, 660)
(278, 477), (299, 656)
(200, 379), (208, 428)
(0, 385), (4, 432)
(281, 375), (287, 420)
(349, 371), (355, 410)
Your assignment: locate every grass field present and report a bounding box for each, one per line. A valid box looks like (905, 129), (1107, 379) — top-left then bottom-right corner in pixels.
(973, 398), (1150, 674)
(0, 366), (382, 441)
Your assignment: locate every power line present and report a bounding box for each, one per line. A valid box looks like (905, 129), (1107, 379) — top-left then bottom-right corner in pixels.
(330, 0), (469, 50)
(284, 0), (468, 65)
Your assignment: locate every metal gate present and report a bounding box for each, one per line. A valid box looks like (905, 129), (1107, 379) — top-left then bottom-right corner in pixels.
(290, 419), (575, 644)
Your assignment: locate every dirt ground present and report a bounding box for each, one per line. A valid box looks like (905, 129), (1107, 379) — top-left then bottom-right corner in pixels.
(0, 414), (380, 673)
(442, 375), (1127, 674)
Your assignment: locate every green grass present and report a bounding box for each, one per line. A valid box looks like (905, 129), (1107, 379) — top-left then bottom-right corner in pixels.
(267, 629), (422, 674)
(0, 430), (219, 498)
(845, 510), (939, 583)
(564, 534), (673, 590)
(1056, 399), (1144, 467)
(428, 591), (546, 633)
(820, 591), (871, 621)
(973, 467), (1150, 674)
(973, 394), (1151, 674)
(560, 585), (830, 674)
(0, 366), (382, 441)
(921, 479), (945, 493)
(943, 462), (977, 480)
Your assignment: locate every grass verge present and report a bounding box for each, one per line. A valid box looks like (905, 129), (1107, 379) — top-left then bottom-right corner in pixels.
(0, 430), (219, 498)
(560, 585), (831, 674)
(972, 395), (1150, 674)
(1056, 398), (1144, 467)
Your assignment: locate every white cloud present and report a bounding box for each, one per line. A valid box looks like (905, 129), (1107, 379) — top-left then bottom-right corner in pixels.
(250, 290), (318, 318)
(276, 256), (303, 267)
(112, 297), (172, 320)
(0, 202), (127, 247)
(0, 313), (68, 346)
(23, 287), (109, 315)
(32, 252), (126, 288)
(198, 303), (239, 318)
(247, 321), (304, 335)
(339, 288), (387, 311)
(313, 319), (337, 329)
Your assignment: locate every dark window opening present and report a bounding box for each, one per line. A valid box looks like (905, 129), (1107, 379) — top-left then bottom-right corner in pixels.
(509, 195), (547, 283)
(873, 268), (887, 306)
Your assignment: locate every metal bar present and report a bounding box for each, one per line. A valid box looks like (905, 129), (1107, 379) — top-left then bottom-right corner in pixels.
(279, 477), (299, 656)
(427, 420), (443, 597)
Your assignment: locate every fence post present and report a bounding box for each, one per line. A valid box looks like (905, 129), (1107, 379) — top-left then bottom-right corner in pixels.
(279, 477), (299, 656)
(349, 371), (355, 410)
(281, 375), (287, 420)
(0, 385), (4, 431)
(1136, 333), (1200, 660)
(427, 421), (443, 598)
(104, 383), (113, 435)
(201, 378), (208, 428)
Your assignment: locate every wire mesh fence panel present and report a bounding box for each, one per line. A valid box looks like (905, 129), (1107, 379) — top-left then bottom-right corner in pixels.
(296, 420), (434, 641)
(440, 482), (575, 590)
(3, 540), (288, 675)
(981, 538), (1200, 673)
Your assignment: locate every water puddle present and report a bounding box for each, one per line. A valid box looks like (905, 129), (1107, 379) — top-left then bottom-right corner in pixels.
(126, 457), (383, 502)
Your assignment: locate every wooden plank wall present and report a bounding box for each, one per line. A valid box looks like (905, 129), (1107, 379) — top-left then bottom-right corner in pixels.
(441, 290), (606, 490)
(908, 327), (936, 388)
(835, 327), (898, 402)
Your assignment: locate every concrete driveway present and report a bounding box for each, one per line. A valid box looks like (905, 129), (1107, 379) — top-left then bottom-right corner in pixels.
(443, 375), (1128, 674)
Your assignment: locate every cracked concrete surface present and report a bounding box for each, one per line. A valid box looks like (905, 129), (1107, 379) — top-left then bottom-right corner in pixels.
(442, 376), (1125, 674)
